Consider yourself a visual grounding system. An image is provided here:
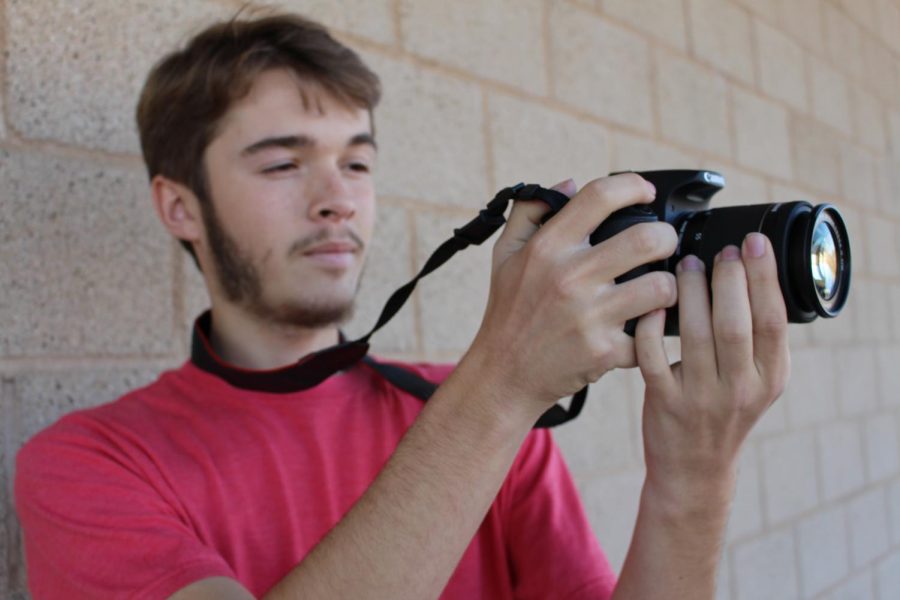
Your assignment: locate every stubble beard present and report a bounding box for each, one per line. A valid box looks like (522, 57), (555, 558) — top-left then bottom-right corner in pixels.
(202, 200), (359, 329)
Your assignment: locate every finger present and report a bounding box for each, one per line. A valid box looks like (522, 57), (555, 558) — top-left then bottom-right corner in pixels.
(742, 233), (789, 386)
(579, 221), (677, 281)
(635, 309), (675, 394)
(544, 173), (656, 244)
(710, 245), (754, 381)
(595, 270), (677, 327)
(675, 255), (716, 378)
(494, 179), (576, 265)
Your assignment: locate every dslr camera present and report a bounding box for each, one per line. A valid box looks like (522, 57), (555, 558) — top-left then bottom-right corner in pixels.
(555, 169), (852, 335)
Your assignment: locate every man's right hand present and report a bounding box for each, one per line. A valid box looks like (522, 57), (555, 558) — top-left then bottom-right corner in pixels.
(466, 173), (679, 418)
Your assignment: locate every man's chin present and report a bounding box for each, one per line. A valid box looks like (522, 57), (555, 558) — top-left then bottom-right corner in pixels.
(263, 297), (356, 330)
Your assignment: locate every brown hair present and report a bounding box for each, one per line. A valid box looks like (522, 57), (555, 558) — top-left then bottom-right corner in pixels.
(136, 11), (381, 262)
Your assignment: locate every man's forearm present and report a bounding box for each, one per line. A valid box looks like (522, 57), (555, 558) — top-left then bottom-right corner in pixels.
(265, 356), (542, 600)
(612, 470), (737, 599)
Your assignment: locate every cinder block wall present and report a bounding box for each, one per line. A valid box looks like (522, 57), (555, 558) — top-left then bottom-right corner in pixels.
(2, 1), (899, 598)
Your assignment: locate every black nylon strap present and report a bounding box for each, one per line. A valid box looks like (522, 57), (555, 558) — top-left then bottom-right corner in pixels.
(362, 358), (588, 429)
(353, 183), (570, 347)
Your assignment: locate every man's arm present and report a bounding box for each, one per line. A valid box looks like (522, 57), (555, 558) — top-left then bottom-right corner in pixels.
(613, 233), (789, 598)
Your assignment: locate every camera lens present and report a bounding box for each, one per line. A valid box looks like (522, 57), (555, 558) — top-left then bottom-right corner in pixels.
(811, 221), (838, 301)
(672, 201), (851, 330)
(797, 204), (850, 318)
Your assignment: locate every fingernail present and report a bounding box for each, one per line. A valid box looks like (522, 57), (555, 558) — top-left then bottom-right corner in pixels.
(552, 178), (576, 196)
(677, 254), (704, 273)
(744, 233), (766, 258)
(717, 245), (741, 262)
(644, 180), (656, 198)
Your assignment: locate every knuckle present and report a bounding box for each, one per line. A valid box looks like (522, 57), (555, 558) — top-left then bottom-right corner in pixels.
(717, 324), (748, 346)
(587, 338), (615, 369)
(630, 223), (661, 256)
(525, 232), (553, 262)
(754, 313), (787, 338)
(581, 177), (612, 204)
(647, 271), (677, 304)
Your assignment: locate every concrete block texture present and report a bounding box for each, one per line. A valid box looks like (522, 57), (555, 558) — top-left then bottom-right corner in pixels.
(487, 92), (611, 193)
(610, 132), (700, 172)
(817, 421), (866, 502)
(875, 551), (900, 600)
(655, 52), (731, 157)
(761, 430), (820, 524)
(797, 506), (850, 597)
(600, 0), (689, 51)
(822, 3), (866, 80)
(840, 145), (880, 212)
(547, 3), (654, 133)
(733, 88), (792, 180)
(0, 149), (175, 357)
(687, 0), (756, 85)
(279, 0), (396, 44)
(827, 571), (875, 600)
(852, 89), (887, 153)
(398, 0), (546, 93)
(791, 115), (843, 196)
(365, 53), (488, 208)
(755, 19), (808, 112)
(732, 528), (799, 600)
(810, 57), (854, 138)
(864, 414), (900, 483)
(848, 488), (890, 568)
(6, 0), (229, 153)
(890, 478), (900, 545)
(578, 470), (644, 574)
(784, 347), (838, 427)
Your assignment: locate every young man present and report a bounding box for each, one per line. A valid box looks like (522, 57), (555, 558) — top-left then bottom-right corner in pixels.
(15, 12), (789, 600)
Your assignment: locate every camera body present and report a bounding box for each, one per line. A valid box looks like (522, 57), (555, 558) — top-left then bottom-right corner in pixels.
(565, 170), (851, 335)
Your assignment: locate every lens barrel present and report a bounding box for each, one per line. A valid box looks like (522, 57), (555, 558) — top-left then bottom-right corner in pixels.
(675, 202), (851, 327)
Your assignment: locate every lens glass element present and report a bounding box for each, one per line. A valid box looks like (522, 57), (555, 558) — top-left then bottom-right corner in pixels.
(811, 221), (839, 301)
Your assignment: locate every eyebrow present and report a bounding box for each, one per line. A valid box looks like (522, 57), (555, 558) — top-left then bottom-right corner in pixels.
(240, 132), (377, 156)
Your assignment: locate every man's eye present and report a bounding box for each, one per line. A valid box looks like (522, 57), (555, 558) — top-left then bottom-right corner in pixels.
(262, 163), (297, 174)
(348, 162), (370, 173)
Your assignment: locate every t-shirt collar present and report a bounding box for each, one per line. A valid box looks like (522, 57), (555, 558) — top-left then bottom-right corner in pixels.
(190, 310), (366, 393)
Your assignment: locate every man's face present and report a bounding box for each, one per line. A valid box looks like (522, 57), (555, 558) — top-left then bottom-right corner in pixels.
(199, 68), (377, 328)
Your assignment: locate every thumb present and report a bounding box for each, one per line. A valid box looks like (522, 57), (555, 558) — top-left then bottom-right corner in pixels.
(493, 179), (576, 266)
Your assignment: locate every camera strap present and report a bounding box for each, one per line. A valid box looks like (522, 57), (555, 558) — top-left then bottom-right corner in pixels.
(191, 183), (586, 428)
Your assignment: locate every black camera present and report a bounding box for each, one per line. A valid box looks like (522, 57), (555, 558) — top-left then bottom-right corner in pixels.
(565, 170), (852, 336)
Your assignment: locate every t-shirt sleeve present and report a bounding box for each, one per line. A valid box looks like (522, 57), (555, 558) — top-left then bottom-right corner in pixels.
(503, 429), (617, 600)
(14, 416), (236, 600)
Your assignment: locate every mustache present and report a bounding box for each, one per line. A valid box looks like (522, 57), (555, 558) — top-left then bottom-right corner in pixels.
(287, 228), (365, 257)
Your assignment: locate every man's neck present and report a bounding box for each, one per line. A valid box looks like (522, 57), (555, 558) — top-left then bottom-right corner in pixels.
(207, 301), (341, 371)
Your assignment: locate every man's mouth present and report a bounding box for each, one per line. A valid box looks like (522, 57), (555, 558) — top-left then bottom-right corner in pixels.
(299, 238), (361, 270)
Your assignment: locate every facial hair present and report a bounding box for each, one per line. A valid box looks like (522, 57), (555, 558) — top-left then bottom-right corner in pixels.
(202, 199), (361, 328)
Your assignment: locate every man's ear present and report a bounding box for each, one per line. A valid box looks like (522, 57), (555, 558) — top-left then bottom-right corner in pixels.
(151, 175), (203, 245)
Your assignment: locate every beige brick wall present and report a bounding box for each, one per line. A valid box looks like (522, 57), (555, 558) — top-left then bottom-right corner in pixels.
(2, 1), (899, 598)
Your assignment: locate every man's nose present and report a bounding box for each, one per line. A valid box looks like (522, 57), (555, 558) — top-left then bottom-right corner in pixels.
(307, 168), (356, 222)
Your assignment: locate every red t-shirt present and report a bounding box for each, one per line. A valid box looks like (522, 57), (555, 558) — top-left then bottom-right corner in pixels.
(15, 359), (616, 599)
